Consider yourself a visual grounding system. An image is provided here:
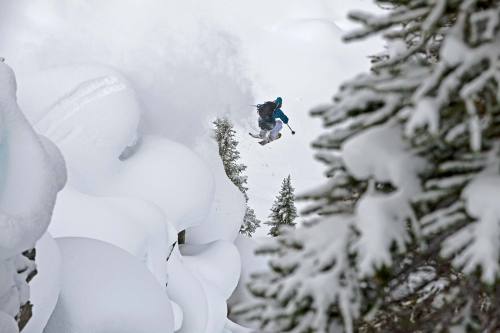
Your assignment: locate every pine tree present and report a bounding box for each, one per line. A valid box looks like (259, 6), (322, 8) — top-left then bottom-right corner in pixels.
(213, 117), (248, 194)
(234, 1), (500, 332)
(240, 206), (261, 237)
(265, 175), (298, 237)
(213, 117), (261, 236)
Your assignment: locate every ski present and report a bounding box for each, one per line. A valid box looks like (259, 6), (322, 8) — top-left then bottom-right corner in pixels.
(249, 132), (261, 139)
(259, 139), (270, 145)
(258, 133), (281, 146)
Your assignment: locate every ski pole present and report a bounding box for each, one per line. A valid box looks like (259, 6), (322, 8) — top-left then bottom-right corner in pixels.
(287, 124), (296, 135)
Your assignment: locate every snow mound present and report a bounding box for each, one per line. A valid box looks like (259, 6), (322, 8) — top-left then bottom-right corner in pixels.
(49, 186), (173, 287)
(18, 65), (140, 190)
(20, 65), (215, 232)
(187, 140), (246, 244)
(45, 237), (175, 333)
(19, 65), (140, 155)
(171, 301), (184, 331)
(106, 135), (215, 232)
(20, 68), (138, 187)
(166, 248), (213, 333)
(167, 242), (240, 333)
(198, 277), (228, 333)
(181, 240), (241, 299)
(0, 63), (66, 257)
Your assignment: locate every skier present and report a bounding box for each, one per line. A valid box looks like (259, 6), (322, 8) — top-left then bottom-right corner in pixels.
(252, 97), (290, 145)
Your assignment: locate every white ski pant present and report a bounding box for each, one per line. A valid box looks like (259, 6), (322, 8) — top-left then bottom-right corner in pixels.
(260, 120), (283, 140)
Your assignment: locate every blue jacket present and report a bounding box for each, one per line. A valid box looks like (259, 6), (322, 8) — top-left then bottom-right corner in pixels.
(273, 108), (289, 124)
(272, 97), (289, 124)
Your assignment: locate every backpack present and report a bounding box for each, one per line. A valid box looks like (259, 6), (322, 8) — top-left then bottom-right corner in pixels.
(257, 102), (276, 121)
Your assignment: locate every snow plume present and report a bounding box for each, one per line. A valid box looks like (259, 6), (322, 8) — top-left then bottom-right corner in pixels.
(0, 62), (65, 331)
(0, 0), (254, 146)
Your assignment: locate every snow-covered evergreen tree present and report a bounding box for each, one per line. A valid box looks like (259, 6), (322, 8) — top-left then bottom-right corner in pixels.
(265, 175), (298, 237)
(240, 207), (261, 237)
(241, 207), (261, 237)
(235, 1), (500, 332)
(213, 117), (248, 194)
(213, 117), (261, 236)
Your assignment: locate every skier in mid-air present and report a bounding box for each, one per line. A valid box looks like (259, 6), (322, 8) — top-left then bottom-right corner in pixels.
(250, 97), (294, 145)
